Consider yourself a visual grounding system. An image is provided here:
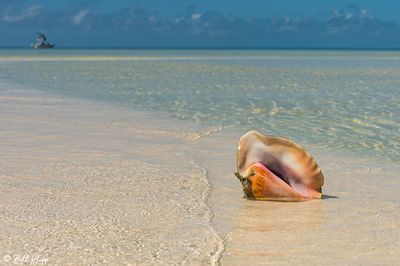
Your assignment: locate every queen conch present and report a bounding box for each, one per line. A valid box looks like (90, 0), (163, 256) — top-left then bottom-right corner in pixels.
(235, 131), (324, 201)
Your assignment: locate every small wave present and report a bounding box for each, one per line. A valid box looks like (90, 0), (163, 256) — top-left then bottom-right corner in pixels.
(182, 146), (226, 265)
(188, 125), (225, 141)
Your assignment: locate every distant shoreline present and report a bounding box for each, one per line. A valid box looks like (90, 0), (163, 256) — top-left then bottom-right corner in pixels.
(4, 46), (400, 51)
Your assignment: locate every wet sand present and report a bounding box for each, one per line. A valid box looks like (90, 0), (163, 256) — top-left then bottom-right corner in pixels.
(1, 85), (399, 265)
(0, 86), (223, 265)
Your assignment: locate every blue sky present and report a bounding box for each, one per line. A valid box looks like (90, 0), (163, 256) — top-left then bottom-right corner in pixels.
(1, 0), (400, 48)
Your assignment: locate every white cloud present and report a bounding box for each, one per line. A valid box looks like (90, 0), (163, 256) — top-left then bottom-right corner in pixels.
(72, 9), (90, 26)
(191, 13), (202, 20)
(2, 5), (41, 22)
(175, 17), (183, 23)
(344, 13), (352, 20)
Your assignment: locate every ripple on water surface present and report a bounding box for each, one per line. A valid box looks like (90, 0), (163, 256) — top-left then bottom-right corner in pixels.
(0, 50), (399, 161)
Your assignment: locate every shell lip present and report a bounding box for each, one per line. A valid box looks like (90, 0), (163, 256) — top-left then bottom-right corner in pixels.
(241, 162), (322, 200)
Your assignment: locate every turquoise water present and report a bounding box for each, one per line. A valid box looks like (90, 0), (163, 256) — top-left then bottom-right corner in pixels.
(0, 49), (399, 161)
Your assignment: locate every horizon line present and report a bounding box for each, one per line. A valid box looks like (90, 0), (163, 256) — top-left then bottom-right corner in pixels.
(3, 46), (400, 51)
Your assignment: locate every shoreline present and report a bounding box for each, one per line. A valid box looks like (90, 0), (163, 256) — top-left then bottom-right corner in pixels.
(1, 83), (399, 265)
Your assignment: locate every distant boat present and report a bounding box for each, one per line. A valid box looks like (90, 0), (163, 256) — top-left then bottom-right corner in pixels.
(31, 32), (55, 49)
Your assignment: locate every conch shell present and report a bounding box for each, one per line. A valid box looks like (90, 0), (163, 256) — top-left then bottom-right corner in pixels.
(235, 131), (324, 201)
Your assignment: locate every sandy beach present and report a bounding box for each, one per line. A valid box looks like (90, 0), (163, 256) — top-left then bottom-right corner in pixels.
(0, 85), (225, 264)
(1, 82), (399, 265)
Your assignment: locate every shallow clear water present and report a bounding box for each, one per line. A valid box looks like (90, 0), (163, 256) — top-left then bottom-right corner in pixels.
(0, 49), (399, 161)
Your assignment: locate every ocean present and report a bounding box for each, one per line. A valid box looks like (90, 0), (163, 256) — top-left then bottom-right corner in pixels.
(0, 49), (399, 161)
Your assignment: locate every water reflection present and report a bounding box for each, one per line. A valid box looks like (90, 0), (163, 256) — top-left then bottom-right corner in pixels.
(223, 199), (325, 261)
(235, 199), (324, 232)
